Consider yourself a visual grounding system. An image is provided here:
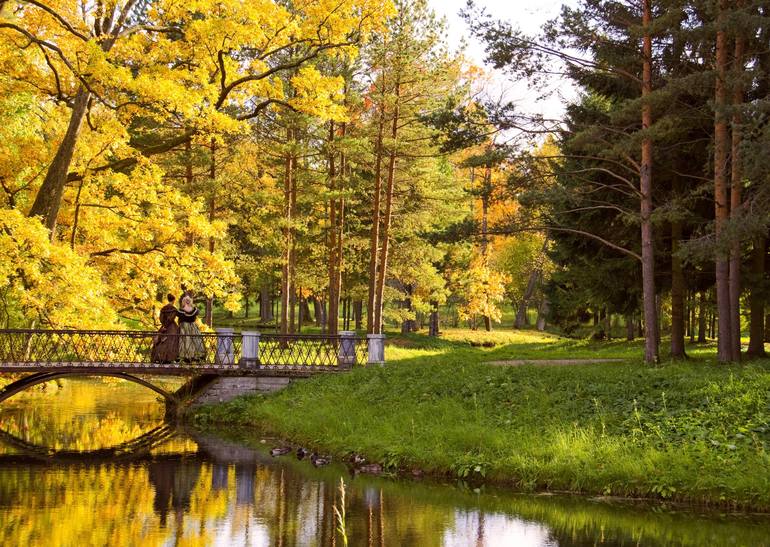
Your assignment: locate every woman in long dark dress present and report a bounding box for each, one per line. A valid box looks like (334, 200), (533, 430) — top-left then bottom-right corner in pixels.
(178, 295), (206, 362)
(151, 294), (180, 363)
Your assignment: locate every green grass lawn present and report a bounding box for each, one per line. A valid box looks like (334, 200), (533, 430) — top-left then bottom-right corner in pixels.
(194, 329), (770, 510)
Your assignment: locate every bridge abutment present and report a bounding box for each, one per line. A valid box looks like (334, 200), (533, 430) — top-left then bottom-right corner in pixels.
(184, 376), (295, 409)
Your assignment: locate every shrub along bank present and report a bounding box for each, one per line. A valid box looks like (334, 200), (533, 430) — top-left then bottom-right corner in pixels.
(194, 330), (770, 510)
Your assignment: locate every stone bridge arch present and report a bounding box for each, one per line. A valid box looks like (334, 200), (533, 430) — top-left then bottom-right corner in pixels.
(0, 371), (179, 406)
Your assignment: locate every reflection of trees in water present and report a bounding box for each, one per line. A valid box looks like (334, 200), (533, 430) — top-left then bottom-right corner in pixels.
(0, 379), (165, 453)
(147, 459), (201, 527)
(1, 443), (770, 546)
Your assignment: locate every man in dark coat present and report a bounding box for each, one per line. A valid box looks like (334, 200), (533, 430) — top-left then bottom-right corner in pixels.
(151, 294), (180, 363)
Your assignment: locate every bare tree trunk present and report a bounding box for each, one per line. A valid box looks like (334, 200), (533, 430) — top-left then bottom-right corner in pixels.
(604, 309), (612, 341)
(747, 237), (767, 357)
(729, 30), (747, 361)
(29, 87), (91, 232)
(373, 78), (400, 335)
(641, 0), (659, 364)
(671, 220), (687, 358)
(714, 0), (733, 362)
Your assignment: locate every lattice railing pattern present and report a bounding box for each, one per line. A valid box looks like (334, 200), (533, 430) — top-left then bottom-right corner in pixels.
(0, 329), (373, 371)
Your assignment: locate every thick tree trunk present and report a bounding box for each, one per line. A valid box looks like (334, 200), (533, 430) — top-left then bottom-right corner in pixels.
(729, 32), (747, 361)
(671, 221), (687, 358)
(714, 0), (733, 362)
(640, 0), (659, 363)
(29, 87), (91, 232)
(747, 237), (767, 357)
(373, 79), (400, 335)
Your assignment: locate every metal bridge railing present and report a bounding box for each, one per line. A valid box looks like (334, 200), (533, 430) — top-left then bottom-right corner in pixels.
(0, 329), (385, 371)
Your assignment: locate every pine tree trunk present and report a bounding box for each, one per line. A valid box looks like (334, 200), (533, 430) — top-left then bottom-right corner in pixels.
(373, 78), (400, 335)
(729, 31), (747, 361)
(714, 0), (733, 362)
(671, 220), (687, 358)
(640, 0), (659, 364)
(747, 237), (767, 357)
(367, 97), (387, 334)
(29, 87), (91, 232)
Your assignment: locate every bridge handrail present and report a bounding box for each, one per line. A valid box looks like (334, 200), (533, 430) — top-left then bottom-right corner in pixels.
(0, 329), (383, 370)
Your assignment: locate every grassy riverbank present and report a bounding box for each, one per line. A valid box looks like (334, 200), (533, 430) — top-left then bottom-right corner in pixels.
(194, 330), (770, 510)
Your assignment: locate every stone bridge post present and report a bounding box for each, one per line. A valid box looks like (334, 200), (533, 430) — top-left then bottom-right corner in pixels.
(367, 334), (385, 365)
(241, 330), (260, 368)
(215, 328), (235, 365)
(338, 331), (356, 369)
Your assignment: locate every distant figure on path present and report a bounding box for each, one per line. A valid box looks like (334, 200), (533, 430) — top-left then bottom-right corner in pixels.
(178, 294), (206, 362)
(151, 294), (180, 363)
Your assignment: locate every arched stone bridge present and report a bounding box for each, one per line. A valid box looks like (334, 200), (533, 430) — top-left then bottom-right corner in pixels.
(0, 329), (385, 413)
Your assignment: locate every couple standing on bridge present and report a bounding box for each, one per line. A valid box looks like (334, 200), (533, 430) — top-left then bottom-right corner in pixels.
(151, 292), (206, 363)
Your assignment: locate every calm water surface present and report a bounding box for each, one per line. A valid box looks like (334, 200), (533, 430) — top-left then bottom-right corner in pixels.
(0, 378), (768, 546)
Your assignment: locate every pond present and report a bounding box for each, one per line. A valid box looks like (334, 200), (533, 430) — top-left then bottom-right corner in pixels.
(0, 378), (768, 546)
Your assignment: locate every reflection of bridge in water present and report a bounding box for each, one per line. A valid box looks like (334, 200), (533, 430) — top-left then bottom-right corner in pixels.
(0, 329), (385, 411)
(0, 427), (273, 466)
